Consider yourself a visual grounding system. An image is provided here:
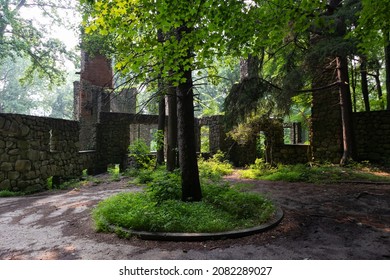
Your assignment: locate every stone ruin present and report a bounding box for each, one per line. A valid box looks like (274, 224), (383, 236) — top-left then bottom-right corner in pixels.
(2, 52), (390, 192)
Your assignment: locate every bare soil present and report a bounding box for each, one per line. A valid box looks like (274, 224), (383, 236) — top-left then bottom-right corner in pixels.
(0, 172), (389, 260)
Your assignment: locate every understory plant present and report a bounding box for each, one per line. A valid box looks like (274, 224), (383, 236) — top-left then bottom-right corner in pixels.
(128, 139), (155, 170)
(93, 163), (274, 234)
(198, 150), (234, 180)
(92, 183), (275, 233)
(239, 160), (390, 183)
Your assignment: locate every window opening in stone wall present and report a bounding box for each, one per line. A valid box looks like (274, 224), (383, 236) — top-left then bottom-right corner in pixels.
(49, 129), (57, 152)
(200, 126), (210, 153)
(150, 128), (158, 152)
(283, 127), (291, 144)
(257, 131), (266, 159)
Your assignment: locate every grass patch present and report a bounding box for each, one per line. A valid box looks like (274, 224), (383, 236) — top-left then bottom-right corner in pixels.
(0, 190), (25, 197)
(92, 169), (275, 234)
(240, 159), (390, 184)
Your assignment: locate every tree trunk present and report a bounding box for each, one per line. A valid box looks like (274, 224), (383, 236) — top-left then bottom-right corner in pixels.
(239, 54), (259, 81)
(177, 70), (202, 201)
(385, 31), (390, 110)
(374, 69), (384, 110)
(337, 55), (354, 165)
(350, 59), (357, 112)
(156, 91), (165, 165)
(166, 83), (178, 171)
(173, 25), (202, 201)
(360, 56), (370, 112)
(156, 28), (165, 165)
(177, 68), (202, 202)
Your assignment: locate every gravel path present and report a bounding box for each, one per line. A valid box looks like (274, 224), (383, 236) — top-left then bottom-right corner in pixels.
(1, 173), (389, 260)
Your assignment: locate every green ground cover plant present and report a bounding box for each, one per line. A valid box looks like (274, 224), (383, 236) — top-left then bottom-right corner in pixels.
(239, 159), (390, 184)
(93, 155), (274, 234)
(198, 151), (234, 180)
(0, 190), (25, 197)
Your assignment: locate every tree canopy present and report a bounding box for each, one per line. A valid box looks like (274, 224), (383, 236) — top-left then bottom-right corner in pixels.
(81, 0), (390, 168)
(0, 0), (78, 84)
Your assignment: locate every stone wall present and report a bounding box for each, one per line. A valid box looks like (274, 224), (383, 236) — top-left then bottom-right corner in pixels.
(272, 144), (311, 164)
(97, 112), (160, 170)
(311, 90), (343, 163)
(353, 110), (390, 163)
(198, 115), (228, 154)
(0, 113), (89, 193)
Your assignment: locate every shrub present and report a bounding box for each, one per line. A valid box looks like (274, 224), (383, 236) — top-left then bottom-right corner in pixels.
(145, 169), (181, 203)
(198, 150), (233, 180)
(128, 139), (154, 169)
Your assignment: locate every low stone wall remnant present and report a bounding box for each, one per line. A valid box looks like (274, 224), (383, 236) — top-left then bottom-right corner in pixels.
(0, 113), (91, 193)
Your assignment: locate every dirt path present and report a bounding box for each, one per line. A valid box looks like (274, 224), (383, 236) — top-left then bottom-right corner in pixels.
(0, 173), (389, 260)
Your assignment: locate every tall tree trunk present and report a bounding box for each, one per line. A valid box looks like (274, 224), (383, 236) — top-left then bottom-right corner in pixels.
(156, 91), (165, 165)
(360, 56), (370, 111)
(328, 0), (355, 165)
(385, 31), (390, 110)
(177, 68), (202, 202)
(239, 54), (259, 81)
(174, 25), (201, 201)
(350, 59), (357, 112)
(373, 69), (384, 110)
(156, 29), (165, 165)
(166, 83), (178, 171)
(337, 55), (354, 165)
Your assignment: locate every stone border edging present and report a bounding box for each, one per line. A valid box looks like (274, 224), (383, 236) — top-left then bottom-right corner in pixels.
(107, 206), (284, 241)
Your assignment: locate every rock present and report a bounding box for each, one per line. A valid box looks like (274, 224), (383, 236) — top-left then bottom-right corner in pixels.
(0, 162), (13, 172)
(8, 171), (20, 180)
(0, 180), (11, 190)
(15, 160), (32, 172)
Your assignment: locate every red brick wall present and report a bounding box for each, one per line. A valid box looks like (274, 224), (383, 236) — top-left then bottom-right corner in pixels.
(80, 53), (113, 88)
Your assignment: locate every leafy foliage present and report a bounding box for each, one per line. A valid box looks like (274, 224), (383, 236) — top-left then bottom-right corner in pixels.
(128, 139), (154, 169)
(198, 151), (234, 181)
(355, 0), (390, 55)
(0, 56), (75, 117)
(0, 190), (25, 197)
(0, 0), (78, 84)
(240, 161), (390, 184)
(92, 169), (275, 233)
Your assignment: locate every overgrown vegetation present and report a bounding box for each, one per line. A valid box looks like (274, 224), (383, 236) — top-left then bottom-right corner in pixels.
(198, 151), (234, 180)
(108, 164), (121, 182)
(92, 172), (275, 233)
(93, 151), (274, 234)
(0, 190), (25, 197)
(128, 139), (155, 169)
(240, 159), (390, 184)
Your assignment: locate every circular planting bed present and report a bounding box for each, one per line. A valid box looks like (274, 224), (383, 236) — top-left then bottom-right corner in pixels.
(106, 206), (284, 241)
(92, 176), (284, 241)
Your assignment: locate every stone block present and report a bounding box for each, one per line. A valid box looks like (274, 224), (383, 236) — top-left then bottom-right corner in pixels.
(0, 140), (5, 148)
(28, 150), (40, 161)
(0, 153), (9, 162)
(25, 171), (37, 180)
(20, 125), (30, 137)
(0, 179), (11, 190)
(17, 140), (29, 150)
(8, 149), (19, 155)
(6, 141), (15, 148)
(8, 171), (20, 180)
(15, 160), (32, 172)
(0, 162), (13, 172)
(0, 116), (5, 129)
